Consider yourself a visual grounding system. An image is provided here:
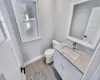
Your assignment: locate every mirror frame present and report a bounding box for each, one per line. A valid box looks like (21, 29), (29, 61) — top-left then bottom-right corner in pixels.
(10, 0), (41, 43)
(66, 0), (100, 49)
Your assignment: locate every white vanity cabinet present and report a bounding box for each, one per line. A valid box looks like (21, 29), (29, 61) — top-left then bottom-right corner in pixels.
(53, 49), (83, 80)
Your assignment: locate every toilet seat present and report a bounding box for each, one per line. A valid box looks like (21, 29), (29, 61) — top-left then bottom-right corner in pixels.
(44, 49), (54, 58)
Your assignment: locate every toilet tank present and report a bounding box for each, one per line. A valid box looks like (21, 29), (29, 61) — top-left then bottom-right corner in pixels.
(52, 40), (60, 47)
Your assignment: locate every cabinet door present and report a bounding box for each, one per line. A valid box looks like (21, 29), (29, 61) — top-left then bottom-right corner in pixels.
(61, 55), (83, 80)
(54, 50), (83, 80)
(62, 67), (78, 80)
(62, 63), (82, 80)
(53, 50), (63, 77)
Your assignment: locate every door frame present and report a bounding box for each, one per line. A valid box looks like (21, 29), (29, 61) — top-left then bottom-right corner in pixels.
(81, 40), (100, 80)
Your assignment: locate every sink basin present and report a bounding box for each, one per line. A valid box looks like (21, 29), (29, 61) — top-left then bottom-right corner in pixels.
(61, 46), (80, 60)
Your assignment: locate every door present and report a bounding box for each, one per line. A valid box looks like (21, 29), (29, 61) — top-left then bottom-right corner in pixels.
(0, 41), (23, 80)
(0, 6), (25, 80)
(0, 0), (24, 67)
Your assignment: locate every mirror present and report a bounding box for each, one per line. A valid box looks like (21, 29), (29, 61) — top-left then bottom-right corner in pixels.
(11, 0), (40, 43)
(67, 0), (100, 49)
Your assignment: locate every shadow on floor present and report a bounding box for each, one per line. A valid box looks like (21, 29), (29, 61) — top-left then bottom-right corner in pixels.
(25, 58), (62, 80)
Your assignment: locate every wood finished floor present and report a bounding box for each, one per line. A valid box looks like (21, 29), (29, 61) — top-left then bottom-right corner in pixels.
(26, 58), (62, 80)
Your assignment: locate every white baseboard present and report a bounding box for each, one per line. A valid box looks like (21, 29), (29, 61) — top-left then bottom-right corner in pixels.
(24, 54), (44, 66)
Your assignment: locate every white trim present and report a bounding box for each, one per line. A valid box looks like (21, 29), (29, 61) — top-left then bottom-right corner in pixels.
(22, 36), (41, 43)
(24, 54), (44, 66)
(67, 36), (94, 49)
(72, 0), (89, 4)
(21, 73), (26, 80)
(10, 0), (40, 43)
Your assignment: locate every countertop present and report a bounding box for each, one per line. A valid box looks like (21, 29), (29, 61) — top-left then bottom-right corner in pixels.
(54, 43), (91, 74)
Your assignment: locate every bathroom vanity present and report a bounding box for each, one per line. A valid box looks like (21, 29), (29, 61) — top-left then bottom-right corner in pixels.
(53, 43), (91, 80)
(53, 0), (100, 79)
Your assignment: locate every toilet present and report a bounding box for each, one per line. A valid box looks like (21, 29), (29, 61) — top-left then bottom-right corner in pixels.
(44, 40), (60, 64)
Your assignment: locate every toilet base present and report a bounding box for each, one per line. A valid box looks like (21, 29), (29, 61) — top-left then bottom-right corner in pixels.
(44, 58), (53, 65)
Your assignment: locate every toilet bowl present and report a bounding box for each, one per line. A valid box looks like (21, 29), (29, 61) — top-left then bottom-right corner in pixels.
(44, 40), (60, 64)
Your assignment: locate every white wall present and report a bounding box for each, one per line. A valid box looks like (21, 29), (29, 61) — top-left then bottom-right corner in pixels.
(38, 0), (54, 55)
(3, 0), (54, 62)
(21, 0), (54, 62)
(54, 0), (71, 42)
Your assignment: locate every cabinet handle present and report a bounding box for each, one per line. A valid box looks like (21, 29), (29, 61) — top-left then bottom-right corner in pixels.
(60, 65), (64, 70)
(62, 65), (64, 70)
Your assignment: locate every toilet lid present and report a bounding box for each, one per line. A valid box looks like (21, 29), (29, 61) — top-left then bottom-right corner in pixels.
(45, 49), (54, 56)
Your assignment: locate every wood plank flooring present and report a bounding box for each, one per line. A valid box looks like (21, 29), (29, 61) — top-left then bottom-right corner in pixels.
(26, 58), (62, 80)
